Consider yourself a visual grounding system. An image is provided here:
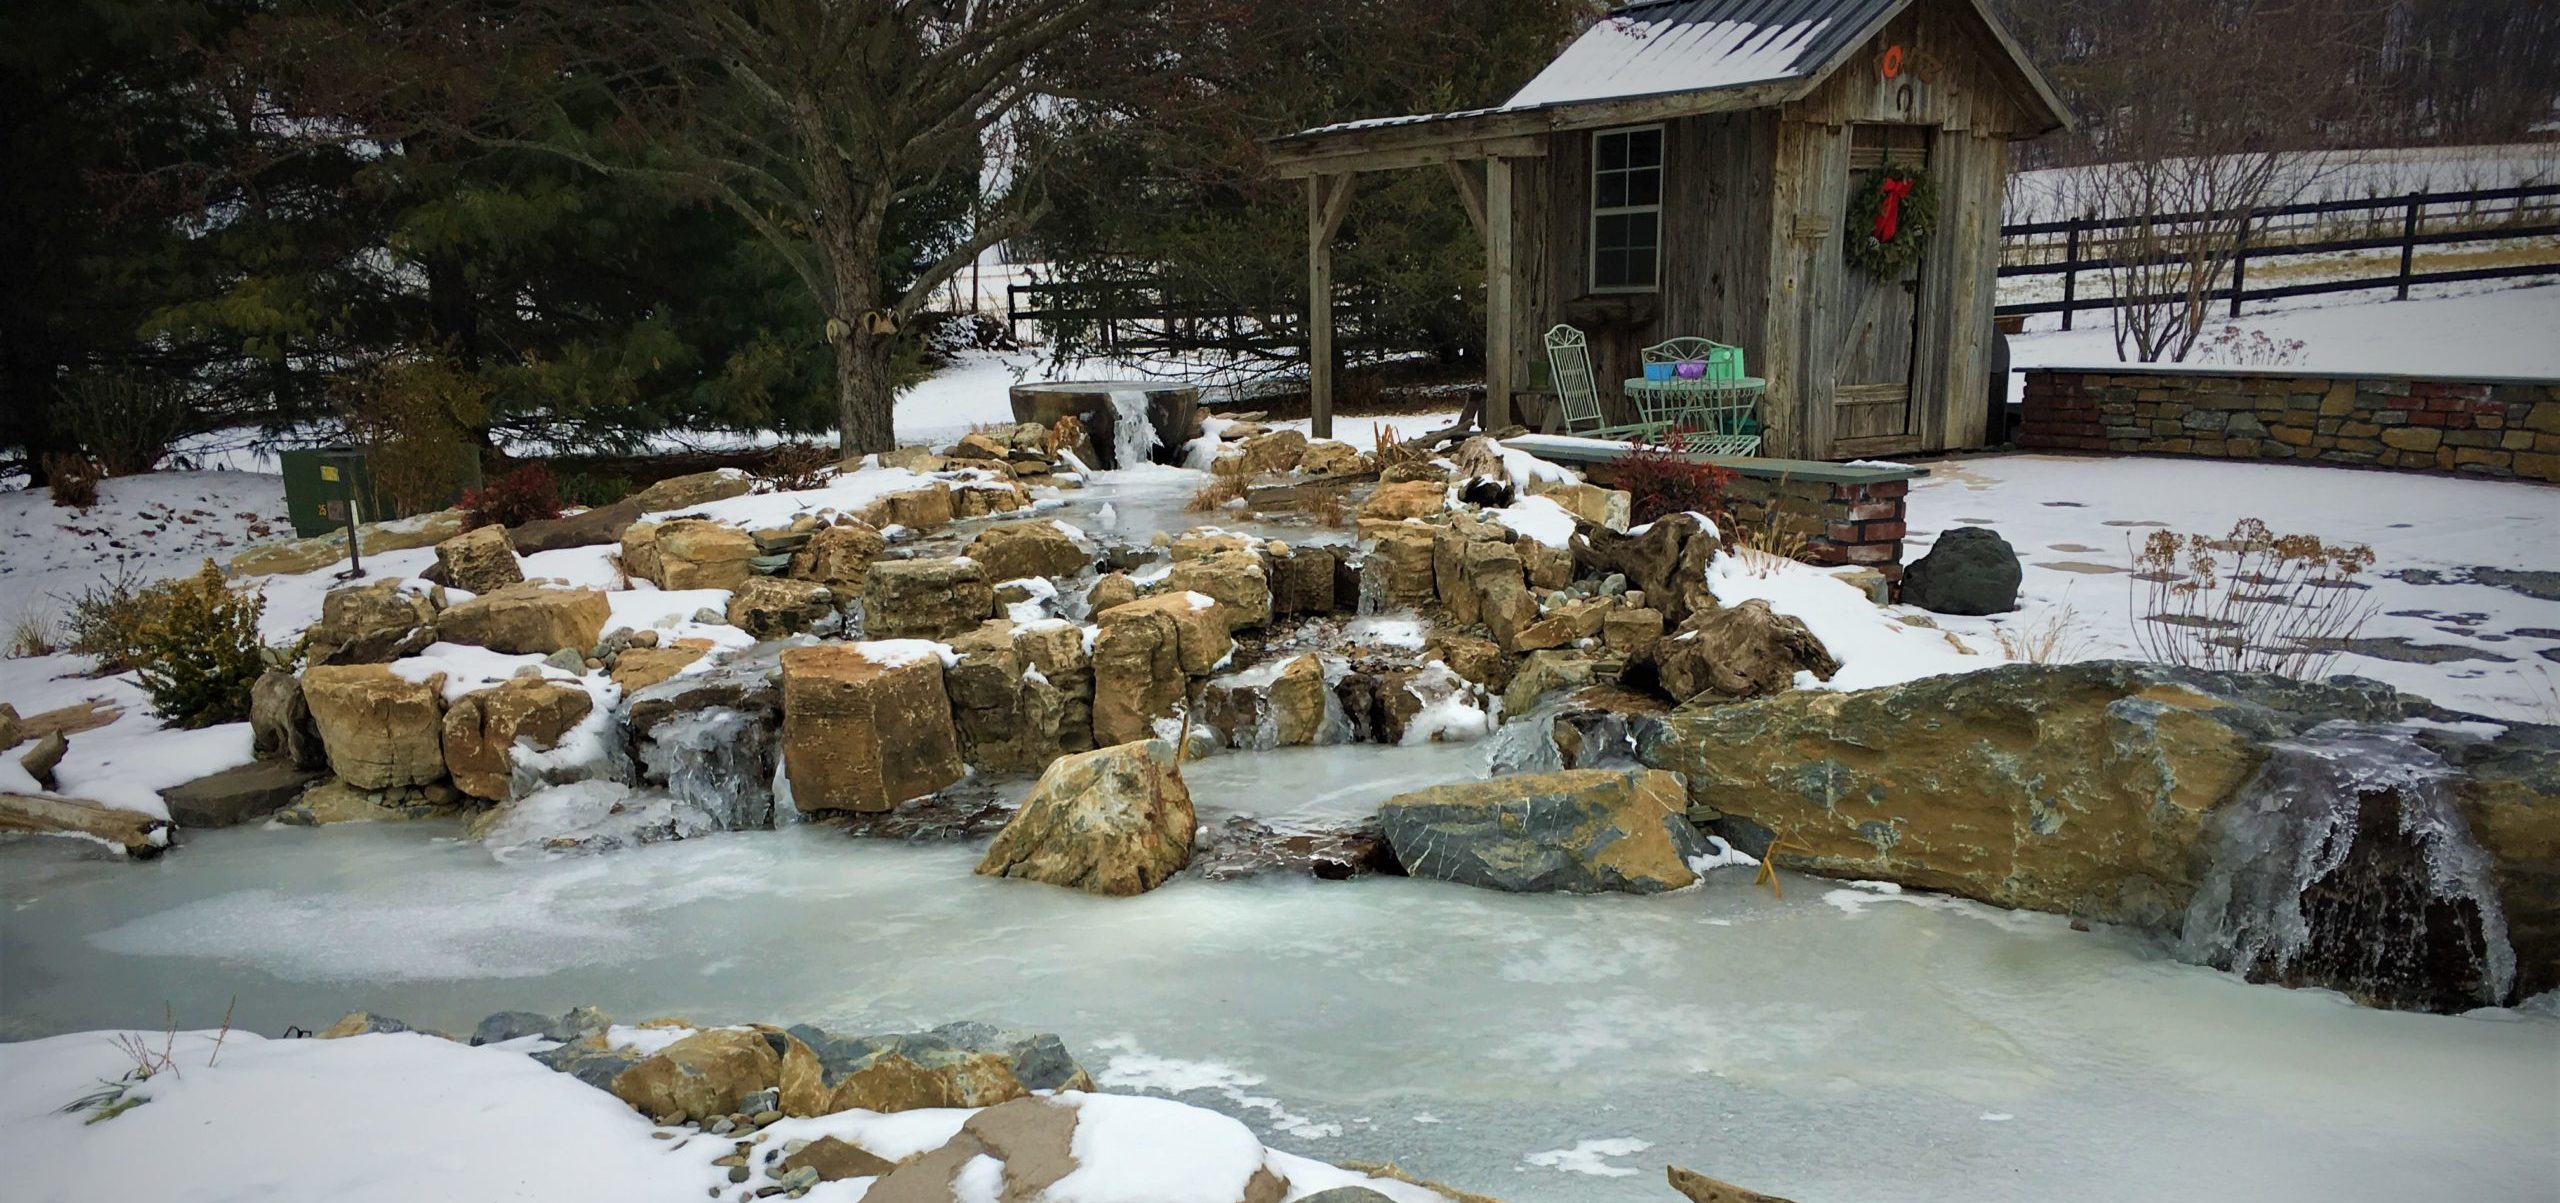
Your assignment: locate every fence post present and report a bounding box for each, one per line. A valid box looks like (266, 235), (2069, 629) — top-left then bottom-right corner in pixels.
(2228, 212), (2249, 318)
(2060, 215), (2084, 332)
(2397, 191), (2422, 300)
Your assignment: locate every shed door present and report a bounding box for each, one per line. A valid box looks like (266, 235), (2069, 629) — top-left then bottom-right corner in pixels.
(1828, 124), (1931, 454)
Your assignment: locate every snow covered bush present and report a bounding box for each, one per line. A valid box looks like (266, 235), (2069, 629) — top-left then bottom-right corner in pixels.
(1611, 431), (1735, 525)
(461, 464), (564, 530)
(130, 561), (272, 729)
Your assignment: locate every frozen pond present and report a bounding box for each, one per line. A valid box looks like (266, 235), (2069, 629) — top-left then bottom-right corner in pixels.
(4, 803), (2553, 1203)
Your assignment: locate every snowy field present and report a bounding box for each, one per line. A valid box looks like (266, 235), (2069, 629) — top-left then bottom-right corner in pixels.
(1908, 455), (2560, 721)
(2003, 141), (2560, 224)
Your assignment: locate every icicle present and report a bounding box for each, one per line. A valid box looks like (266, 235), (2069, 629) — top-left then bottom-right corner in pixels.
(636, 708), (780, 830)
(1106, 389), (1159, 470)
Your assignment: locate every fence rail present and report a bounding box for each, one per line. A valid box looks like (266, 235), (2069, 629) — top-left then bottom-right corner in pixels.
(1995, 183), (2560, 327)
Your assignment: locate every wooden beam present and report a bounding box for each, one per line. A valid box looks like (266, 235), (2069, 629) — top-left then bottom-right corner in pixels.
(1441, 160), (1488, 235)
(1271, 133), (1547, 179)
(1306, 173), (1351, 440)
(1484, 156), (1516, 430)
(1266, 82), (1807, 178)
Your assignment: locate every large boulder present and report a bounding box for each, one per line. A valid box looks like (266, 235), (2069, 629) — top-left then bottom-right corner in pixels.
(1238, 428), (1308, 474)
(305, 580), (439, 666)
(943, 621), (1065, 774)
(624, 518), (757, 591)
(435, 582), (611, 656)
(1378, 768), (1706, 894)
(157, 760), (324, 827)
(1014, 619), (1097, 755)
(1356, 522), (1437, 607)
(1268, 545), (1346, 616)
(1297, 440), (1369, 477)
(1899, 526), (2022, 616)
(786, 1021), (1087, 1115)
(725, 576), (838, 639)
(439, 677), (595, 800)
(629, 469), (752, 513)
(300, 665), (448, 789)
(1359, 480), (1445, 520)
(1576, 511), (1718, 623)
(780, 642), (964, 812)
(607, 1027), (781, 1121)
(977, 738), (1195, 895)
(1090, 593), (1232, 745)
(1201, 654), (1331, 749)
(431, 525), (524, 595)
(967, 521), (1093, 586)
(250, 666), (326, 770)
(855, 482), (957, 531)
(1654, 599), (1839, 702)
(865, 557), (993, 640)
(1166, 549), (1272, 630)
(786, 520), (889, 588)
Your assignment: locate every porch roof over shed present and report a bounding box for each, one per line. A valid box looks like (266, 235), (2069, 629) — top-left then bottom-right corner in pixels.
(1268, 0), (2069, 178)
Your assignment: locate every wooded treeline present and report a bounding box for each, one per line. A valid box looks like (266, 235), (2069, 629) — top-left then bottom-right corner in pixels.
(4, 0), (2550, 481)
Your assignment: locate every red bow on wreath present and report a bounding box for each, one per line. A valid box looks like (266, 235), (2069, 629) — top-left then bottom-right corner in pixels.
(1873, 176), (1916, 242)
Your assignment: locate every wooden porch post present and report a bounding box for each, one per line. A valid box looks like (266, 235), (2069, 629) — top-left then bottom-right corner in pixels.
(1306, 173), (1354, 439)
(1483, 156), (1515, 430)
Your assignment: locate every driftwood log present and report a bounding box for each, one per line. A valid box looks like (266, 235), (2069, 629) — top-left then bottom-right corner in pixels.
(0, 792), (174, 858)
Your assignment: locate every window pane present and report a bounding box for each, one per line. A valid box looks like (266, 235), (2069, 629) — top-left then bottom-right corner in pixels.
(1595, 249), (1629, 289)
(1598, 132), (1626, 171)
(1596, 171), (1627, 210)
(1625, 168), (1660, 208)
(1627, 247), (1657, 288)
(1627, 128), (1663, 170)
(1594, 213), (1630, 250)
(1623, 210), (1658, 250)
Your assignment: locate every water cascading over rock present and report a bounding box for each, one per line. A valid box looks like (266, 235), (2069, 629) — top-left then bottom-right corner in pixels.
(1106, 388), (1158, 470)
(637, 707), (781, 830)
(2176, 722), (2517, 1012)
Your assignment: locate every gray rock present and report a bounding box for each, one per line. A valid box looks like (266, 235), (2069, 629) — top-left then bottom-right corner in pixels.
(473, 1010), (574, 1046)
(543, 647), (587, 673)
(1298, 1190), (1400, 1203)
(157, 760), (323, 827)
(1378, 768), (1708, 894)
(1900, 526), (2022, 615)
(532, 1039), (642, 1090)
(19, 730), (66, 791)
(782, 1020), (1091, 1093)
(250, 667), (326, 770)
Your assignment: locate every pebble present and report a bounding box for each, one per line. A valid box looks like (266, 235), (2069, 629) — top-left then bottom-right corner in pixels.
(752, 1110), (782, 1125)
(713, 1156), (745, 1168)
(776, 1167), (820, 1192)
(664, 1112), (689, 1127)
(709, 1118), (735, 1135)
(653, 1132), (677, 1141)
(727, 1167), (750, 1184)
(781, 1139), (809, 1157)
(707, 1188), (720, 1199)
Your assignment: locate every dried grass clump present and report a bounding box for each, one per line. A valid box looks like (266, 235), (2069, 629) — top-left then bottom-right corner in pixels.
(1994, 603), (2091, 665)
(43, 453), (103, 509)
(7, 607), (60, 658)
(1186, 476), (1247, 512)
(2130, 518), (2378, 678)
(753, 442), (838, 493)
(1370, 423), (1426, 472)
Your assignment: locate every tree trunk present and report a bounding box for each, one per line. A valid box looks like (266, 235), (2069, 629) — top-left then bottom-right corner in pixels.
(835, 333), (898, 453)
(824, 186), (900, 455)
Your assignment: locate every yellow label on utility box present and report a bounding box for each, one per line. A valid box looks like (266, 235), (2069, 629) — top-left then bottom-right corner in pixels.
(320, 465), (340, 482)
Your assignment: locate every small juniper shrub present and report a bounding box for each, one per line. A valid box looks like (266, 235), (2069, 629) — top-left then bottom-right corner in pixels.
(753, 443), (838, 494)
(459, 463), (564, 530)
(43, 452), (103, 509)
(130, 562), (271, 728)
(1611, 428), (1736, 526)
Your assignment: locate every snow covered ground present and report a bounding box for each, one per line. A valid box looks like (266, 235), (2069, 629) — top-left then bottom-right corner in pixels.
(2004, 142), (2560, 224)
(2007, 283), (2560, 378)
(1907, 454), (2560, 721)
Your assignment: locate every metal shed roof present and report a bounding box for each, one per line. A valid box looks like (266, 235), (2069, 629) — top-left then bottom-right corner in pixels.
(1280, 0), (2069, 148)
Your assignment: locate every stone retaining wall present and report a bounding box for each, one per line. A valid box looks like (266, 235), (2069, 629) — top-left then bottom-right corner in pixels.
(2019, 367), (2560, 483)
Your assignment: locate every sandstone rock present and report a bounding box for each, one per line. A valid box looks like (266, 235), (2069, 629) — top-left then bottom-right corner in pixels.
(435, 583), (612, 656)
(1577, 511), (1716, 623)
(1379, 460), (1450, 484)
(967, 520), (1093, 585)
(725, 576), (838, 639)
(1088, 571), (1142, 613)
(787, 1021), (1090, 1116)
(276, 778), (463, 825)
(1269, 545), (1345, 616)
(1360, 480), (1445, 520)
(1014, 620), (1097, 755)
(944, 621), (1062, 774)
(1654, 599), (1839, 702)
(1298, 440), (1370, 477)
(648, 519), (758, 591)
(1425, 632), (1508, 691)
(1502, 649), (1599, 715)
(1238, 428), (1308, 474)
(780, 643), (964, 812)
(316, 1012), (416, 1039)
(871, 446), (944, 474)
(1169, 529), (1255, 562)
(18, 730), (65, 790)
(440, 677), (596, 800)
(978, 738), (1195, 895)
(250, 667), (325, 769)
(857, 482), (957, 530)
(301, 665), (448, 789)
(158, 760), (323, 827)
(1519, 537), (1574, 592)
(1358, 522), (1438, 607)
(781, 1137), (894, 1183)
(1669, 1165), (1797, 1203)
(865, 557), (993, 640)
(0, 704), (18, 752)
(1604, 606), (1667, 655)
(1900, 526), (2022, 616)
(951, 479), (1030, 518)
(1510, 597), (1612, 652)
(786, 520), (889, 587)
(609, 1028), (780, 1121)
(306, 580), (439, 666)
(1378, 767), (1705, 893)
(432, 524), (524, 595)
(511, 499), (643, 554)
(1167, 549), (1272, 630)
(609, 643), (711, 692)
(228, 510), (464, 577)
(629, 469), (753, 513)
(1529, 478), (1632, 531)
(1090, 594), (1231, 745)
(1203, 654), (1330, 749)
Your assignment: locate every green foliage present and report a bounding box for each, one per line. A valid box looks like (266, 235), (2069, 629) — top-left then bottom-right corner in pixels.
(131, 562), (271, 729)
(1844, 166), (1937, 279)
(61, 566), (160, 671)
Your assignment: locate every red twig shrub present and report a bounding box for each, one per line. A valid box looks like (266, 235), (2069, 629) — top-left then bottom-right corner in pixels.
(1610, 430), (1735, 526)
(460, 464), (563, 530)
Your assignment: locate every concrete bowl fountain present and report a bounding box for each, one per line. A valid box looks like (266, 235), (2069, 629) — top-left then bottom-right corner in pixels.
(1009, 380), (1200, 469)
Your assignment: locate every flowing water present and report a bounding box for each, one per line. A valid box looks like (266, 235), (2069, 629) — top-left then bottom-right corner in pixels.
(1107, 388), (1161, 470)
(3, 739), (2554, 1203)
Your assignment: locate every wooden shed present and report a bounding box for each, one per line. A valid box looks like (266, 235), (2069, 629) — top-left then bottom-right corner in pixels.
(1268, 0), (2069, 460)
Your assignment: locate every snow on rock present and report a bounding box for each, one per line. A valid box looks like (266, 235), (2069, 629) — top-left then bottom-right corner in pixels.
(387, 642), (587, 702)
(1491, 494), (1580, 549)
(1705, 552), (1999, 691)
(643, 465), (939, 527)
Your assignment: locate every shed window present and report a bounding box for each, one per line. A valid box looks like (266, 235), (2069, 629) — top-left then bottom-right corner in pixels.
(1590, 125), (1663, 293)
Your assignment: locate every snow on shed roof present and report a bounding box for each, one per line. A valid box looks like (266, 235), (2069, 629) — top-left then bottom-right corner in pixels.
(1503, 0), (1850, 109)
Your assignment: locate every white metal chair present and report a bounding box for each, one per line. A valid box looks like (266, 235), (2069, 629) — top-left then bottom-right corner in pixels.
(1544, 324), (1662, 442)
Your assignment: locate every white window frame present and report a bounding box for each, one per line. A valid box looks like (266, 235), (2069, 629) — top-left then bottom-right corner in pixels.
(1589, 124), (1665, 295)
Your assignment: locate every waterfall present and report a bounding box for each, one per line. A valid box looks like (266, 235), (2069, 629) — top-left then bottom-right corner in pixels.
(2176, 722), (2516, 1011)
(1106, 389), (1159, 470)
(636, 708), (781, 831)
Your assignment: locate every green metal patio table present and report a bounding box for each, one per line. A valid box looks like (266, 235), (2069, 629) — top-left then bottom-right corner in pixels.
(1622, 374), (1767, 455)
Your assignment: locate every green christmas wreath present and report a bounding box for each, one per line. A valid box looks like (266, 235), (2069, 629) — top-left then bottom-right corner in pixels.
(1845, 164), (1937, 278)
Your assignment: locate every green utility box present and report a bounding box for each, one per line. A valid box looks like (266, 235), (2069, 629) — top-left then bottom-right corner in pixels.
(279, 448), (385, 538)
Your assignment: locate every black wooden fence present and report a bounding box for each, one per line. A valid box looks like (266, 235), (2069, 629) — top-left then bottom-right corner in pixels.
(1994, 183), (2560, 327)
